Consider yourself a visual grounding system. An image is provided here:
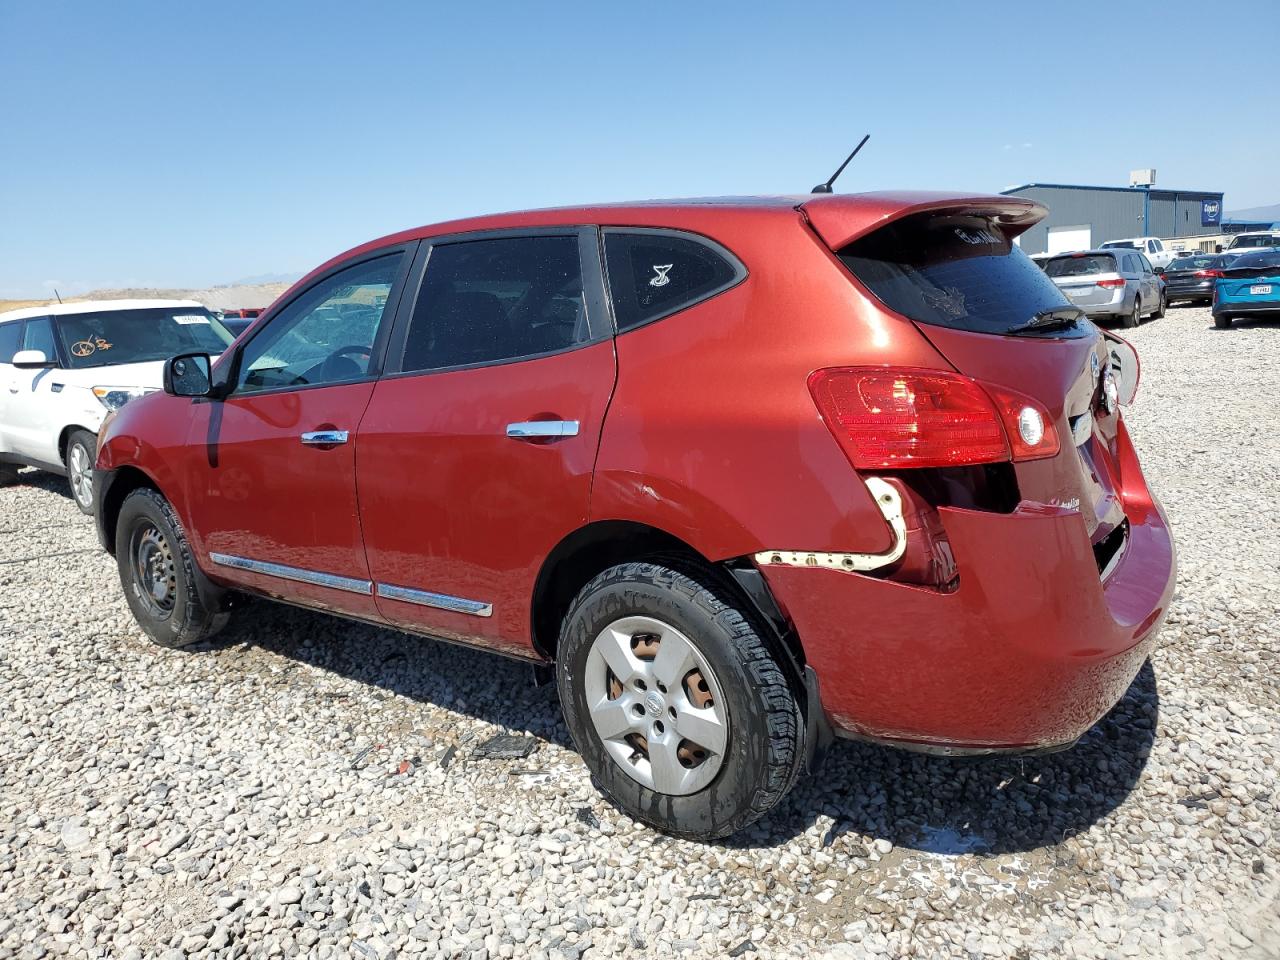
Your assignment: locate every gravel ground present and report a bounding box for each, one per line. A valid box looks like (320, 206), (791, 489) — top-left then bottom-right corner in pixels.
(1, 305), (1277, 959)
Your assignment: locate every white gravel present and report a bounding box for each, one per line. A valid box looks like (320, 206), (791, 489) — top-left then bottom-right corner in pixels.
(1, 305), (1277, 959)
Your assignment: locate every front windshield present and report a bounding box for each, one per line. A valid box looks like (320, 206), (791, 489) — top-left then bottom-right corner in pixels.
(1228, 235), (1278, 250)
(54, 307), (233, 369)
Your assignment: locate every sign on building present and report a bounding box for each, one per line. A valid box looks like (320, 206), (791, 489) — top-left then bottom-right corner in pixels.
(1202, 200), (1221, 227)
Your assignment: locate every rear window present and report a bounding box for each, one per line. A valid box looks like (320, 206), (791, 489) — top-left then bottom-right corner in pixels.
(838, 214), (1077, 336)
(1226, 251), (1280, 271)
(1169, 255), (1220, 270)
(1101, 241), (1139, 250)
(1045, 254), (1118, 278)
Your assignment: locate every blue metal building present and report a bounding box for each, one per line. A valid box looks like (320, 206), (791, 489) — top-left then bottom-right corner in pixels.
(999, 183), (1225, 255)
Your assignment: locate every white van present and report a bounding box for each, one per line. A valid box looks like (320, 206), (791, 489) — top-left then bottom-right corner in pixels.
(0, 300), (233, 512)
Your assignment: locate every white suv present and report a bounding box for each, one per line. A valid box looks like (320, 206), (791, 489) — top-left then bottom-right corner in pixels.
(0, 299), (233, 512)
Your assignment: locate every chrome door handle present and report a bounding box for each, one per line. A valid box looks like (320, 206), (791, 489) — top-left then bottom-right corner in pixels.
(506, 420), (579, 440)
(300, 430), (349, 446)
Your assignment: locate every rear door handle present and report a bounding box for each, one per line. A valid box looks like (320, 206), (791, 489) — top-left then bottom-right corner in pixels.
(505, 420), (580, 440)
(300, 430), (349, 446)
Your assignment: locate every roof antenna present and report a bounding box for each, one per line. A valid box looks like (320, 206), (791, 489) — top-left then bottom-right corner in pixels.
(811, 134), (870, 194)
(54, 288), (63, 304)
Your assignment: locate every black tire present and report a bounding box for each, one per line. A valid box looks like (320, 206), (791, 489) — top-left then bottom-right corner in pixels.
(1215, 315), (1233, 329)
(556, 561), (804, 840)
(115, 487), (229, 648)
(1123, 297), (1141, 328)
(0, 463), (18, 486)
(1152, 290), (1166, 319)
(65, 429), (97, 515)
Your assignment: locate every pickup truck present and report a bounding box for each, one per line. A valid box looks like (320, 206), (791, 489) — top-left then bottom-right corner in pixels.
(1100, 237), (1175, 271)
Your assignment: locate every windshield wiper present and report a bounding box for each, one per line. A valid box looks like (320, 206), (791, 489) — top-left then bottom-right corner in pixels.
(1007, 306), (1085, 336)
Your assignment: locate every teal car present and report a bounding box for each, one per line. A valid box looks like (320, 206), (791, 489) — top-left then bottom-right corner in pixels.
(1213, 250), (1280, 329)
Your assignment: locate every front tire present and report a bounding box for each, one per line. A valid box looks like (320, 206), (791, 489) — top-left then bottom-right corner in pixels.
(65, 429), (97, 514)
(556, 562), (804, 840)
(115, 488), (229, 648)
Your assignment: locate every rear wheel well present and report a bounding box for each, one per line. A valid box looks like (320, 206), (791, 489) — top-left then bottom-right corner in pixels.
(531, 521), (805, 675)
(100, 466), (160, 556)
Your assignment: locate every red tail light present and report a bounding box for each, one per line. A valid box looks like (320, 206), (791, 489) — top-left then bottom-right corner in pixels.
(1096, 278), (1127, 288)
(808, 367), (1059, 470)
(1194, 269), (1224, 278)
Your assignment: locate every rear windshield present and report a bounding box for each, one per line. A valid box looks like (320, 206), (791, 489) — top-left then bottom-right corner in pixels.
(1044, 254), (1118, 278)
(55, 307), (233, 369)
(1168, 255), (1222, 271)
(1225, 251), (1280, 271)
(837, 214), (1078, 336)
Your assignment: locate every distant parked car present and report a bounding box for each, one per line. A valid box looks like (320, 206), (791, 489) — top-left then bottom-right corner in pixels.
(1044, 250), (1166, 327)
(1162, 253), (1239, 306)
(1223, 231), (1280, 254)
(1100, 236), (1175, 270)
(0, 300), (233, 512)
(1212, 249), (1280, 328)
(1029, 252), (1054, 270)
(219, 308), (264, 337)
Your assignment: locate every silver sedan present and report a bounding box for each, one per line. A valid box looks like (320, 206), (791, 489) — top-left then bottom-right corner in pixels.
(1043, 249), (1166, 327)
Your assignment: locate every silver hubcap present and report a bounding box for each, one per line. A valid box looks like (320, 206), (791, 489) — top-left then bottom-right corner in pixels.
(131, 524), (177, 616)
(69, 444), (92, 505)
(584, 615), (729, 796)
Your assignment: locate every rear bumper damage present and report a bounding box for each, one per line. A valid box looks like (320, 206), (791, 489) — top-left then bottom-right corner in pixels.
(758, 426), (1176, 753)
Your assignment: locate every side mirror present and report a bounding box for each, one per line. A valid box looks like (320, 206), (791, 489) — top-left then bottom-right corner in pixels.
(1102, 331), (1140, 407)
(12, 349), (56, 369)
(1154, 266), (1165, 276)
(164, 353), (213, 397)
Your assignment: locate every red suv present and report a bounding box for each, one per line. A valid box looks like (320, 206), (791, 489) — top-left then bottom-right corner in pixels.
(93, 193), (1175, 839)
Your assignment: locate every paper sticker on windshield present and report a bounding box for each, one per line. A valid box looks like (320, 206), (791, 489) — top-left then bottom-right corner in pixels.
(173, 314), (210, 325)
(71, 336), (112, 357)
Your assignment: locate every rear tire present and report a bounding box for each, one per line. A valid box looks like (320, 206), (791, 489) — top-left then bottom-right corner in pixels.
(556, 561), (804, 840)
(115, 488), (229, 648)
(0, 463), (18, 486)
(65, 429), (97, 515)
(1123, 298), (1141, 328)
(1215, 315), (1233, 329)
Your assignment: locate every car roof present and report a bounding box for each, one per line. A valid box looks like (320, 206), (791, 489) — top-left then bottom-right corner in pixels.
(281, 191), (1045, 304)
(0, 298), (206, 324)
(1047, 249), (1126, 258)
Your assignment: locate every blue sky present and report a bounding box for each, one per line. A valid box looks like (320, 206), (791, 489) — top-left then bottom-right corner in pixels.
(1, 0), (1275, 298)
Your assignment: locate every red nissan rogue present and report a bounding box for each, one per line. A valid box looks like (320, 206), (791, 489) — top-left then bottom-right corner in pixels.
(93, 193), (1175, 839)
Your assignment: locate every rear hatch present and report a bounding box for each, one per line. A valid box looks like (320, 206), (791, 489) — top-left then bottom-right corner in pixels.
(1219, 252), (1280, 298)
(810, 202), (1127, 550)
(1044, 253), (1125, 306)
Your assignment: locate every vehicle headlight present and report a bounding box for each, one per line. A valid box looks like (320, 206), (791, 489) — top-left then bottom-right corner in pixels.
(91, 386), (152, 411)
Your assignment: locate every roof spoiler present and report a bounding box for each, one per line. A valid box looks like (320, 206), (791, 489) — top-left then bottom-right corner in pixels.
(800, 192), (1047, 251)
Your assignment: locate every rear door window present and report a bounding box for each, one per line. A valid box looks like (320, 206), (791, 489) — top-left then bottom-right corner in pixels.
(400, 235), (591, 373)
(840, 214), (1077, 336)
(604, 231), (743, 332)
(0, 321), (20, 362)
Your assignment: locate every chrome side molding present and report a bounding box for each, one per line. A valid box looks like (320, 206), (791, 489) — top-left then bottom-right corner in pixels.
(376, 583), (493, 618)
(209, 553), (373, 595)
(506, 420), (579, 440)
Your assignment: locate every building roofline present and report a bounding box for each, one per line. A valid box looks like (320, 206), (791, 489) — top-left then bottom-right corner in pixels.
(1000, 182), (1223, 197)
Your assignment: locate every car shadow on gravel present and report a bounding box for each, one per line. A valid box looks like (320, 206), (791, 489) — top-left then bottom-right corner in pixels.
(216, 601), (1156, 856)
(734, 660), (1159, 855)
(6, 468), (72, 501)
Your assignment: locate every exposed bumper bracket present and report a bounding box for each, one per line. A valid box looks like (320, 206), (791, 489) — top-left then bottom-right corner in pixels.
(752, 477), (907, 573)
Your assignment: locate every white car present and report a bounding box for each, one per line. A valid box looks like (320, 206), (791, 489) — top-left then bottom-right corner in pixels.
(1224, 231), (1280, 254)
(0, 299), (233, 512)
(1100, 236), (1175, 270)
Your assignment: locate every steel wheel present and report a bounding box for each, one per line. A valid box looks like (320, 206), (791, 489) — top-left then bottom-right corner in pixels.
(584, 615), (729, 796)
(129, 521), (177, 620)
(68, 441), (93, 509)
